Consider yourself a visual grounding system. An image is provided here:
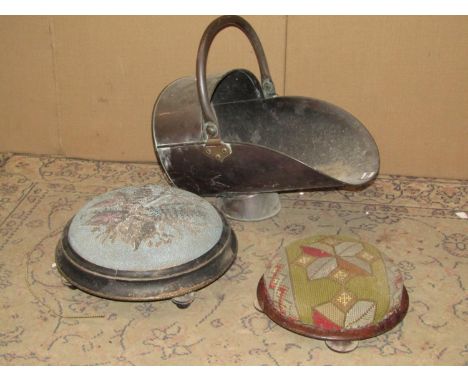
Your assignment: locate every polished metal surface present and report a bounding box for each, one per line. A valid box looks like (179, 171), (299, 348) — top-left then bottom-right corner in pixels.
(152, 15), (380, 213)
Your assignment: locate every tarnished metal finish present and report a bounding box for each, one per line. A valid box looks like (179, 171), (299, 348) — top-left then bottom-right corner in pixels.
(196, 15), (276, 131)
(157, 143), (344, 195)
(55, 214), (237, 302)
(152, 15), (380, 197)
(217, 96), (379, 186)
(152, 69), (262, 147)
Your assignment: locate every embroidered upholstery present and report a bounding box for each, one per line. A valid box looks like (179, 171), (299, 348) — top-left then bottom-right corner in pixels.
(262, 235), (404, 331)
(68, 185), (223, 272)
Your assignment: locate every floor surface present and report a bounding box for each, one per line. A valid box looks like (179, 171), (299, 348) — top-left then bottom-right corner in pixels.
(0, 153), (466, 365)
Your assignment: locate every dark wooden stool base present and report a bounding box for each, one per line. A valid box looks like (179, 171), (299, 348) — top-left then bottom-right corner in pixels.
(55, 217), (237, 304)
(60, 275), (77, 290)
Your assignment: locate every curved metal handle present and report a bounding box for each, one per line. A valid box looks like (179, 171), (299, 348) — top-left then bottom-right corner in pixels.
(196, 15), (276, 161)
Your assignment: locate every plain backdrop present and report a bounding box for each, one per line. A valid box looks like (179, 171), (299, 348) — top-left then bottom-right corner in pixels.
(0, 16), (467, 179)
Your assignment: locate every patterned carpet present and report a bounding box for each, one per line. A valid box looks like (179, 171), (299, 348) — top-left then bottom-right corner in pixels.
(0, 153), (466, 365)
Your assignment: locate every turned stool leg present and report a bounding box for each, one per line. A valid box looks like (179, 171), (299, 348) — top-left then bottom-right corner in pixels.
(60, 276), (77, 290)
(325, 340), (359, 353)
(172, 292), (196, 309)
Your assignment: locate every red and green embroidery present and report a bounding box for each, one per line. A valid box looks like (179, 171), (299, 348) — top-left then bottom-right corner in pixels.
(264, 235), (404, 331)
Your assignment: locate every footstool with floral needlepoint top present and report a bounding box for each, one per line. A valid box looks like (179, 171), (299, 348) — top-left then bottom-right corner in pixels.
(55, 184), (237, 308)
(256, 235), (409, 352)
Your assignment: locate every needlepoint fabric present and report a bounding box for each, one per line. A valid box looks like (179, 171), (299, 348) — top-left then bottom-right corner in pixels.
(68, 185), (223, 272)
(263, 235), (404, 331)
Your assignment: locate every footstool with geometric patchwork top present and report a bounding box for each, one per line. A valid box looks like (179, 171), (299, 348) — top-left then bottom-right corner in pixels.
(257, 235), (409, 352)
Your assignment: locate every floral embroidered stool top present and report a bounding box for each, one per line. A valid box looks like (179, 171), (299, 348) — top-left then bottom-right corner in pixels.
(257, 235), (409, 352)
(56, 184), (237, 305)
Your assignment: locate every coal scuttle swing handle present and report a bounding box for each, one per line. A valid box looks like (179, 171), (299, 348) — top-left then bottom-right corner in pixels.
(196, 15), (277, 162)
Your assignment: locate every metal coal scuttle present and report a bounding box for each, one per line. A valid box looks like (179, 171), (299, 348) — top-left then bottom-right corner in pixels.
(152, 15), (380, 221)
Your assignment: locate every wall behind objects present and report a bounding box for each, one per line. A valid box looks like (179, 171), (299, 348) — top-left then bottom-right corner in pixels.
(0, 16), (287, 162)
(285, 16), (468, 179)
(0, 16), (467, 179)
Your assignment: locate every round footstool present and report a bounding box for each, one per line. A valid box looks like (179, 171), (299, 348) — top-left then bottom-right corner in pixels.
(56, 184), (237, 308)
(257, 235), (409, 352)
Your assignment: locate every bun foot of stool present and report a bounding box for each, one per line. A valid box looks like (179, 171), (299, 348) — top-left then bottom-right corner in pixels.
(172, 292), (196, 309)
(325, 340), (359, 353)
(60, 276), (77, 290)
